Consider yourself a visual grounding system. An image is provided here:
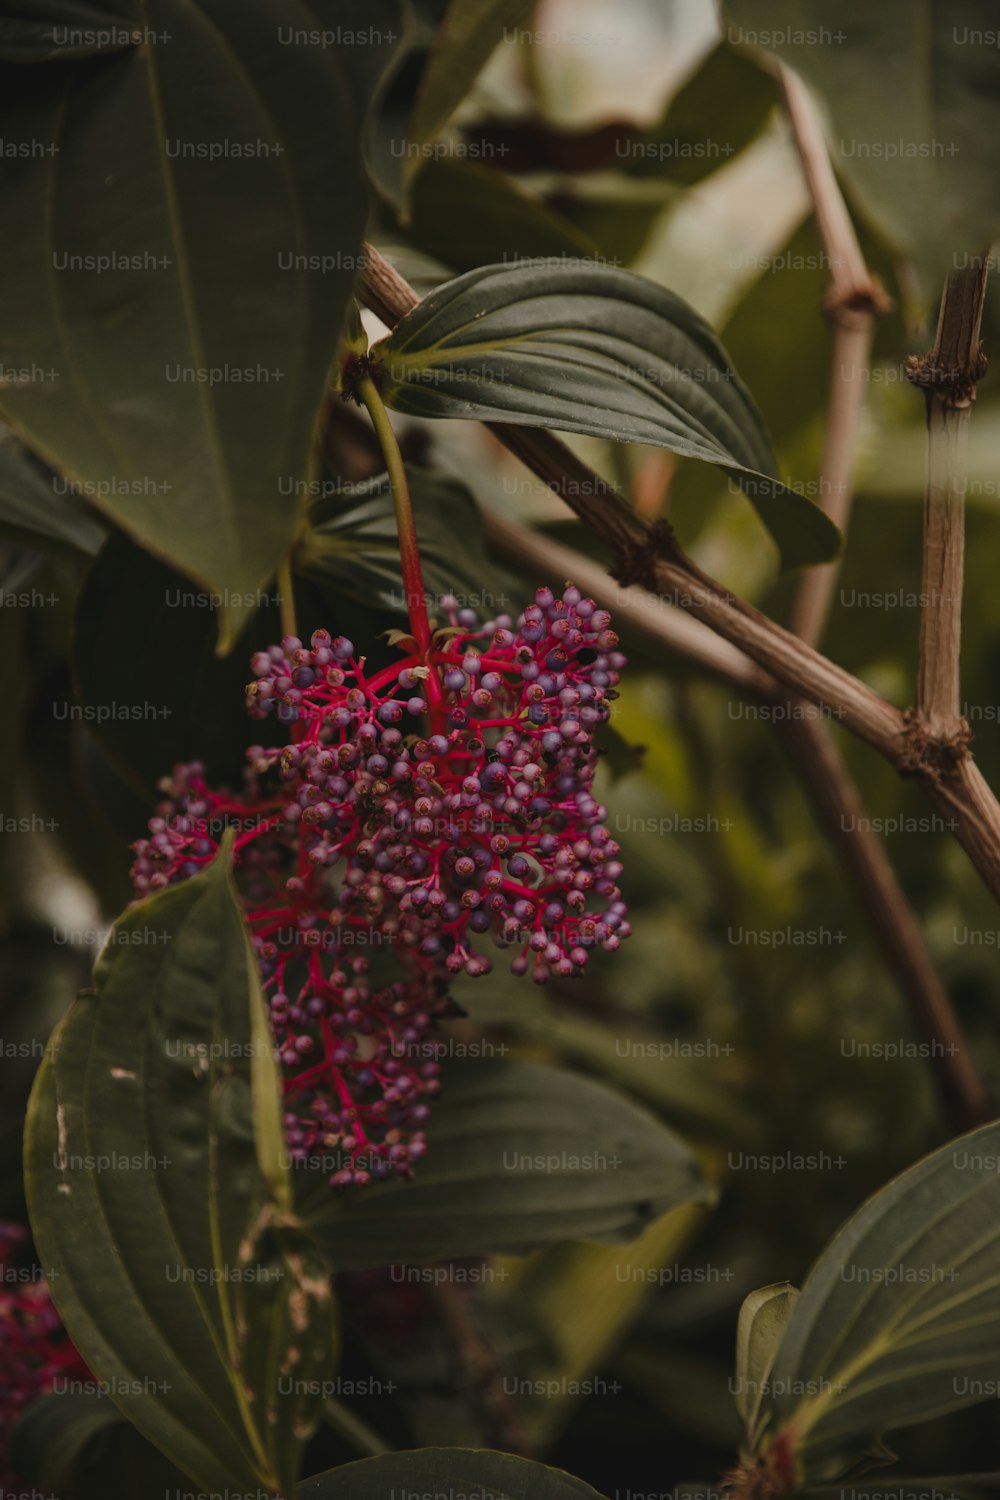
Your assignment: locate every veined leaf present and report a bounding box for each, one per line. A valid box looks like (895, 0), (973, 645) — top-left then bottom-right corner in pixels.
(305, 1058), (713, 1267)
(759, 1122), (1000, 1481)
(370, 261), (841, 568)
(0, 0), (401, 647)
(24, 841), (336, 1498)
(299, 1447), (610, 1498)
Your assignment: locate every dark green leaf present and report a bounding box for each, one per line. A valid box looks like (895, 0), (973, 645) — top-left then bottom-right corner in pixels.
(0, 1), (401, 647)
(305, 1058), (713, 1267)
(11, 1392), (192, 1498)
(10, 1392), (123, 1494)
(24, 842), (336, 1497)
(723, 0), (1000, 297)
(295, 465), (516, 620)
(299, 1447), (610, 1498)
(761, 1122), (1000, 1480)
(371, 261), (842, 568)
(627, 42), (779, 187)
(406, 158), (600, 272)
(0, 426), (105, 555)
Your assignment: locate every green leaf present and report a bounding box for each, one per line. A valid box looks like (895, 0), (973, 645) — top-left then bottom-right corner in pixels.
(0, 1), (401, 647)
(305, 1058), (713, 1267)
(11, 1392), (192, 1498)
(0, 425), (105, 555)
(299, 1447), (610, 1498)
(759, 1121), (1000, 1481)
(735, 1282), (800, 1436)
(405, 158), (601, 273)
(24, 841), (336, 1498)
(371, 261), (842, 568)
(626, 42), (780, 187)
(10, 1392), (125, 1495)
(722, 0), (1000, 298)
(405, 0), (534, 183)
(295, 465), (516, 619)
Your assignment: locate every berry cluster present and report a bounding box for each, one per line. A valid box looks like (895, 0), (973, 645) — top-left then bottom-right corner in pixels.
(131, 587), (629, 1186)
(0, 1223), (90, 1487)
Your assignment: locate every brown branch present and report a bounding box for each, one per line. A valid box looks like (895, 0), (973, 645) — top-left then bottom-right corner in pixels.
(356, 242), (1000, 912)
(778, 65), (891, 649)
(775, 715), (991, 1130)
(484, 509), (992, 1131)
(906, 261), (989, 739)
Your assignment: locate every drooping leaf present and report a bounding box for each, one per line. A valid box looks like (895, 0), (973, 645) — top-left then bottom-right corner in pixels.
(24, 841), (336, 1498)
(759, 1122), (1000, 1480)
(305, 1058), (713, 1267)
(0, 0), (402, 647)
(723, 0), (1000, 297)
(295, 465), (517, 620)
(370, 261), (842, 568)
(299, 1447), (610, 1498)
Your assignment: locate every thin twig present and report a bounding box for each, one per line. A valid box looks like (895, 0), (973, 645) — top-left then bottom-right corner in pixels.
(779, 65), (891, 648)
(907, 261), (990, 739)
(483, 509), (992, 1130)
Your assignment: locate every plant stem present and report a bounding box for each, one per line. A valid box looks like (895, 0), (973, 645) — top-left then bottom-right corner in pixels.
(277, 559), (298, 640)
(356, 372), (432, 657)
(779, 64), (890, 648)
(908, 262), (989, 739)
(482, 507), (992, 1131)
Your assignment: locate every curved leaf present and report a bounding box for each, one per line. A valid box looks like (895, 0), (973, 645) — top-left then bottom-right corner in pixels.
(371, 261), (841, 568)
(0, 0), (401, 647)
(24, 842), (336, 1498)
(761, 1121), (1000, 1480)
(299, 1447), (609, 1499)
(306, 1058), (713, 1267)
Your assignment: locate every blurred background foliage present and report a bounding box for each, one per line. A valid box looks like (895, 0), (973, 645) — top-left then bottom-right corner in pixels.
(3, 0), (1000, 1492)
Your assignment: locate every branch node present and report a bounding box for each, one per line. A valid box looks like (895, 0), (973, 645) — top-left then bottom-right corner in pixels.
(900, 709), (972, 778)
(904, 347), (988, 406)
(822, 275), (893, 328)
(610, 520), (673, 592)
